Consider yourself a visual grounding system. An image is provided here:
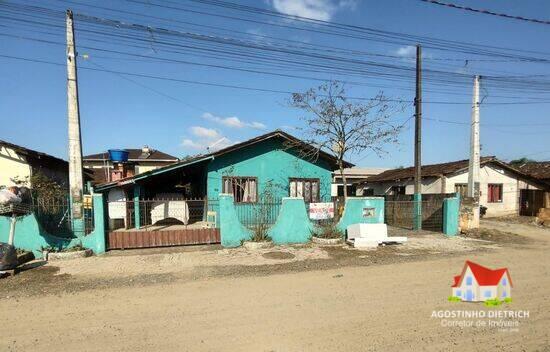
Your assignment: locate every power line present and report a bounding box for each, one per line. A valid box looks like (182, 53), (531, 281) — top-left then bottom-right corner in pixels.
(3, 52), (550, 106)
(419, 0), (550, 25)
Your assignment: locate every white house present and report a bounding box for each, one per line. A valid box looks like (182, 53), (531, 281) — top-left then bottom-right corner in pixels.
(331, 167), (388, 197)
(0, 140), (71, 188)
(361, 157), (549, 217)
(452, 261), (512, 302)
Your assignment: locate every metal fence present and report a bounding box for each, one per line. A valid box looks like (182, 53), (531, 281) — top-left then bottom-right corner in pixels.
(109, 198), (217, 230)
(234, 198), (343, 231)
(234, 201), (282, 230)
(384, 194), (452, 232)
(32, 196), (95, 237)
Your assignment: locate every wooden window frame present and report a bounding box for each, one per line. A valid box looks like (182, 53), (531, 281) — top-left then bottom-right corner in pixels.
(222, 176), (258, 204)
(487, 183), (503, 203)
(289, 178), (320, 203)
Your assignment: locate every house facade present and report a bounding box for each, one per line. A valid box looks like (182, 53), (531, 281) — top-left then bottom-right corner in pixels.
(362, 157), (548, 217)
(95, 131), (351, 229)
(83, 146), (178, 184)
(513, 161), (550, 216)
(452, 261), (512, 302)
(0, 140), (70, 188)
(331, 167), (388, 197)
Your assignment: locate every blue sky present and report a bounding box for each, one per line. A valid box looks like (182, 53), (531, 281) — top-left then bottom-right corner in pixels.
(1, 0), (549, 168)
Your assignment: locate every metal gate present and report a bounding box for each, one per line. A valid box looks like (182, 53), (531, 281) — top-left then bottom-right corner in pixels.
(384, 194), (453, 232)
(107, 228), (220, 250)
(106, 198), (220, 250)
(520, 190), (545, 216)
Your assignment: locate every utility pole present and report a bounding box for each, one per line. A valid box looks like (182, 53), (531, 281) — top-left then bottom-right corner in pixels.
(66, 9), (85, 238)
(467, 75), (481, 227)
(413, 44), (422, 231)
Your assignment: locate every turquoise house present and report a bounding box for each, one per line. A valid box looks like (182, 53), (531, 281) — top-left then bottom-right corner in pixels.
(95, 130), (352, 228)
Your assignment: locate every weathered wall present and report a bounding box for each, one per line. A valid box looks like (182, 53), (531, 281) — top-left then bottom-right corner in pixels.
(0, 145), (31, 186)
(446, 164), (542, 217)
(207, 138), (334, 202)
(219, 194), (252, 247)
(443, 197), (459, 236)
(268, 198), (313, 244)
(336, 197), (385, 233)
(219, 195), (385, 247)
(459, 196), (478, 232)
(0, 194), (106, 257)
(368, 177), (442, 196)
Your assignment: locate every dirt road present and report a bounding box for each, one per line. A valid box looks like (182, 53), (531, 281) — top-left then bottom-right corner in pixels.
(1, 223), (549, 351)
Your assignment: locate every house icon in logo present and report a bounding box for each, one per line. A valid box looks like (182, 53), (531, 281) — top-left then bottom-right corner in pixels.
(451, 261), (512, 302)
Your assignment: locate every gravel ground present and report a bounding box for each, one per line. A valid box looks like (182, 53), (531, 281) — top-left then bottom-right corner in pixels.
(1, 221), (548, 351)
(0, 227), (515, 299)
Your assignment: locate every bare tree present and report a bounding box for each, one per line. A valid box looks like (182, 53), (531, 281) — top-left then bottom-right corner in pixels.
(288, 81), (405, 200)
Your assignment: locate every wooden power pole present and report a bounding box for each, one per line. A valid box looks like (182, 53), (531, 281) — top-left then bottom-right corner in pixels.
(413, 44), (422, 231)
(66, 9), (85, 237)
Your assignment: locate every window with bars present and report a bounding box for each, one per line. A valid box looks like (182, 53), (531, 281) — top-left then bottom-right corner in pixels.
(454, 183), (468, 198)
(289, 178), (320, 203)
(487, 184), (503, 203)
(222, 177), (258, 203)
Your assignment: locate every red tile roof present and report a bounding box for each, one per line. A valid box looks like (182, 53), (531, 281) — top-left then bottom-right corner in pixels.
(452, 261), (512, 287)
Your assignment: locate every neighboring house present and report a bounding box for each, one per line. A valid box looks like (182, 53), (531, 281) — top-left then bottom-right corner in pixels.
(452, 261), (512, 302)
(95, 130), (352, 228)
(83, 146), (179, 184)
(362, 157), (549, 217)
(513, 161), (550, 185)
(0, 139), (71, 188)
(331, 167), (388, 197)
(513, 161), (550, 215)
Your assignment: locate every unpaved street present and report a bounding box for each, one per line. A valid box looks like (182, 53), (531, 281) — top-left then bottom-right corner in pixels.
(1, 222), (549, 351)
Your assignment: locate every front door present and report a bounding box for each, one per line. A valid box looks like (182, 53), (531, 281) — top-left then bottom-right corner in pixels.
(465, 289), (474, 301)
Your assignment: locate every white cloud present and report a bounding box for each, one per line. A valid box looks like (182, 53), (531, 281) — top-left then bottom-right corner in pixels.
(189, 126), (220, 139)
(395, 46), (416, 58)
(202, 112), (266, 130)
(270, 0), (356, 21)
(394, 46), (433, 60)
(182, 126), (235, 151)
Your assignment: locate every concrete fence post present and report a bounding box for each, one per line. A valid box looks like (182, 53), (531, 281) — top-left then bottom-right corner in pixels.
(83, 193), (106, 254)
(443, 197), (459, 236)
(219, 194), (252, 247)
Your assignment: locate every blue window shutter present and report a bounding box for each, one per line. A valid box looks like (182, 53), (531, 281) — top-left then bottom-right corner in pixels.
(484, 290), (491, 298)
(502, 278), (507, 286)
(466, 277), (472, 285)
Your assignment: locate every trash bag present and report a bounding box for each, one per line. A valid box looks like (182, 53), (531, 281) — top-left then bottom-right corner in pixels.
(0, 243), (18, 271)
(0, 188), (22, 205)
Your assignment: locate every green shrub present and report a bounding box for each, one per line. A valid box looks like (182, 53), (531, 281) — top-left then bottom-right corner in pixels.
(448, 296), (461, 302)
(311, 221), (344, 239)
(484, 298), (503, 307)
(503, 297), (512, 303)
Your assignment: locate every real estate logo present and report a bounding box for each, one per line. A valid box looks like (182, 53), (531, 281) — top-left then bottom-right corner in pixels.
(449, 260), (512, 306)
(430, 261), (529, 332)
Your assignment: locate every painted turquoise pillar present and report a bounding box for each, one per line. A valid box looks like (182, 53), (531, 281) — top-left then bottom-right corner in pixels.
(219, 194), (252, 247)
(82, 194), (106, 254)
(413, 193), (422, 230)
(336, 197), (385, 234)
(443, 197), (459, 236)
(0, 194), (106, 257)
(133, 184), (141, 229)
(268, 197), (312, 244)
